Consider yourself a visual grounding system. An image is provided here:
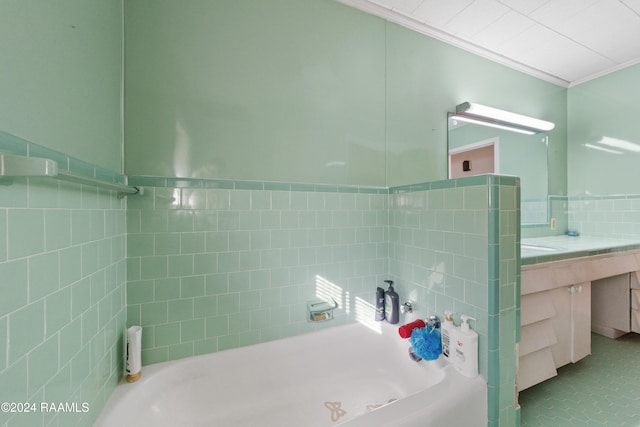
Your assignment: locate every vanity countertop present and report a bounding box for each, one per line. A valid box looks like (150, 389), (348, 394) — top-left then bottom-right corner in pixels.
(521, 235), (640, 265)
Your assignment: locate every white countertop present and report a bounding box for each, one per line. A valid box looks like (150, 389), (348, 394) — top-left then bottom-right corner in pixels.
(521, 235), (640, 264)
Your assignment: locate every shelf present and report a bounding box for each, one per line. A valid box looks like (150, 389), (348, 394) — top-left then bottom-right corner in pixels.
(0, 152), (140, 196)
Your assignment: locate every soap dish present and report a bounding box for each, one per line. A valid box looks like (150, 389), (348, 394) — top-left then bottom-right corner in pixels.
(307, 298), (338, 322)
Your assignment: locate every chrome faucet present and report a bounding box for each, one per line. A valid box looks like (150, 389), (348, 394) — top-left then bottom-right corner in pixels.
(427, 315), (441, 329)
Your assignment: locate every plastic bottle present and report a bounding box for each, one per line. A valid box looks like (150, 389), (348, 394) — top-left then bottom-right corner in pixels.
(375, 287), (385, 321)
(454, 315), (478, 378)
(441, 310), (456, 362)
(384, 280), (399, 324)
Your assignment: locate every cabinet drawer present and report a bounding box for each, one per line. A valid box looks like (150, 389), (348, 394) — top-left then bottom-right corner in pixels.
(521, 291), (556, 326)
(518, 347), (557, 392)
(520, 319), (557, 357)
(632, 289), (640, 310)
(632, 310), (640, 334)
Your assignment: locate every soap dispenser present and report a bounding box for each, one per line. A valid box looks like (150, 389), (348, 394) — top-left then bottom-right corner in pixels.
(441, 310), (456, 362)
(454, 315), (478, 378)
(383, 280), (399, 324)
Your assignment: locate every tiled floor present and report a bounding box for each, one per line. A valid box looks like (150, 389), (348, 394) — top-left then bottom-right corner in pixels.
(519, 333), (640, 426)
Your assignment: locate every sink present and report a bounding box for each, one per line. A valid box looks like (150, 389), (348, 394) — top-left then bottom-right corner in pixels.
(521, 243), (560, 253)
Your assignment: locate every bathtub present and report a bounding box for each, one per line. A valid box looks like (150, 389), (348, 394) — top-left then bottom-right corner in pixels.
(95, 321), (487, 427)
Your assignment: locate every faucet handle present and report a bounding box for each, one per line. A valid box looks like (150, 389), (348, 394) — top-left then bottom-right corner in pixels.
(400, 301), (413, 314)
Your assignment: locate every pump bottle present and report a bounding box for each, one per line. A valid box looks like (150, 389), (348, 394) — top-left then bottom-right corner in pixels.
(454, 315), (478, 378)
(441, 310), (456, 362)
(383, 280), (399, 324)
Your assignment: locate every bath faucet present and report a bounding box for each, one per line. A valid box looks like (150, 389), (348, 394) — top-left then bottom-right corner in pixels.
(427, 315), (440, 329)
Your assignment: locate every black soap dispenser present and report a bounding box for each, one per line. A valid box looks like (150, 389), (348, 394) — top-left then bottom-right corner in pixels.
(384, 280), (399, 324)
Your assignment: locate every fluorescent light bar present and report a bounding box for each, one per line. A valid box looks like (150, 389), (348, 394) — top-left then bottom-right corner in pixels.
(455, 102), (555, 134)
(451, 115), (536, 135)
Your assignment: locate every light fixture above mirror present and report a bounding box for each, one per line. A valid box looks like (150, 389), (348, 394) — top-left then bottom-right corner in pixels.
(451, 102), (555, 135)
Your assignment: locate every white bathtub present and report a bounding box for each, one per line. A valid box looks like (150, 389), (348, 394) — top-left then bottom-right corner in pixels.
(95, 322), (487, 427)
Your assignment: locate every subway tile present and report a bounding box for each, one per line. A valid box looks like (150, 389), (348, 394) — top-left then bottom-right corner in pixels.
(127, 280), (155, 304)
(81, 306), (98, 346)
(8, 209), (45, 259)
(28, 335), (59, 397)
(45, 287), (72, 337)
(58, 317), (82, 364)
(141, 347), (169, 365)
(9, 300), (44, 363)
(193, 338), (218, 355)
(168, 342), (194, 360)
(129, 233), (156, 257)
(168, 210), (194, 232)
(217, 293), (239, 315)
(0, 259), (28, 317)
(218, 211), (239, 231)
(193, 211), (218, 232)
(205, 231), (229, 252)
(205, 316), (229, 338)
(229, 231), (251, 251)
(81, 242), (98, 278)
(70, 210), (92, 245)
(153, 277), (180, 301)
(141, 302), (168, 326)
(194, 296), (218, 318)
(205, 274), (228, 295)
(193, 253), (218, 275)
(29, 252), (59, 302)
(180, 276), (204, 298)
(181, 319), (205, 342)
(140, 256), (168, 279)
(167, 254), (194, 277)
(154, 323), (180, 347)
(180, 233), (205, 254)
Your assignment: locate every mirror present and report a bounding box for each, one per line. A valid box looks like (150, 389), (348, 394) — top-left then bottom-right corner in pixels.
(447, 115), (549, 224)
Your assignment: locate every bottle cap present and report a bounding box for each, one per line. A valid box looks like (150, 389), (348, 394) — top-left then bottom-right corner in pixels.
(444, 310), (455, 322)
(460, 315), (476, 332)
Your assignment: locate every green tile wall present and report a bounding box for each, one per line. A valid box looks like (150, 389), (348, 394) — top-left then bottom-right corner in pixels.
(569, 194), (640, 238)
(0, 145), (127, 427)
(126, 181), (389, 364)
(388, 175), (519, 427)
(125, 174), (518, 427)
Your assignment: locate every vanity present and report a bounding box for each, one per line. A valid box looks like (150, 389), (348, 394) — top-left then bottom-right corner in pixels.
(518, 236), (640, 391)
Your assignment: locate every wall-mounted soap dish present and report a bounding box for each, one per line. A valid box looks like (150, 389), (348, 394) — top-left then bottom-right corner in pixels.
(307, 298), (338, 322)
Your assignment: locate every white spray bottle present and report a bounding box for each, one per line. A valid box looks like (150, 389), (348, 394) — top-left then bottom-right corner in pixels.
(454, 315), (478, 378)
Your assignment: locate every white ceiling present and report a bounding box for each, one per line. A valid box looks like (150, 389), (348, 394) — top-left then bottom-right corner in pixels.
(337, 0), (640, 87)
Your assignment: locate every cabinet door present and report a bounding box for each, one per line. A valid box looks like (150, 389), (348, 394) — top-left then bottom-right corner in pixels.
(571, 282), (591, 362)
(548, 283), (591, 367)
(549, 287), (572, 367)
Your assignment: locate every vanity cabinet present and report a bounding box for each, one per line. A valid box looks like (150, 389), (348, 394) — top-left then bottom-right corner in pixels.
(518, 281), (590, 392)
(519, 248), (640, 392)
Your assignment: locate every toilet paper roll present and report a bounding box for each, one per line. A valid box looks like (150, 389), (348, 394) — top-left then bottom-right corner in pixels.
(126, 326), (142, 382)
